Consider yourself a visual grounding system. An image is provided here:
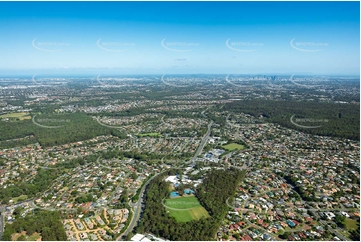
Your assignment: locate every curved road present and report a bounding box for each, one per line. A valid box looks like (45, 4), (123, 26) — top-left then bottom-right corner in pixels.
(116, 171), (165, 240)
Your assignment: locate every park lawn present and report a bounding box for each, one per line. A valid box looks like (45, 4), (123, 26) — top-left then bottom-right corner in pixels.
(222, 143), (245, 151)
(20, 116), (32, 120)
(344, 218), (358, 230)
(189, 206), (210, 220)
(1, 112), (31, 120)
(167, 209), (193, 223)
(166, 196), (201, 209)
(138, 132), (161, 137)
(165, 196), (210, 223)
(166, 206), (210, 223)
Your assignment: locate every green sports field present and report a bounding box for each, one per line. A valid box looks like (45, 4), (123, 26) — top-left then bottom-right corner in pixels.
(164, 196), (210, 223)
(222, 143), (245, 151)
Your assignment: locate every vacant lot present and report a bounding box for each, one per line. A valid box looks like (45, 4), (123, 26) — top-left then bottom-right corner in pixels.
(165, 196), (210, 223)
(344, 218), (358, 230)
(222, 143), (245, 151)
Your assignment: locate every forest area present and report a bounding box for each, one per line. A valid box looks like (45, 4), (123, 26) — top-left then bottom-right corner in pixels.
(1, 210), (67, 241)
(0, 113), (126, 148)
(221, 100), (360, 140)
(0, 108), (207, 149)
(136, 168), (246, 240)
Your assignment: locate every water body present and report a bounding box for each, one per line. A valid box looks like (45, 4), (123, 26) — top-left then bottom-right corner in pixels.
(170, 191), (180, 198)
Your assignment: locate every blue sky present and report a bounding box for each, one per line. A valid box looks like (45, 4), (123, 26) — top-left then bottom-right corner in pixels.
(0, 1), (359, 75)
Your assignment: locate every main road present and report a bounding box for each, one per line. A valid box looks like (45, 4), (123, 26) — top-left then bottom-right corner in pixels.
(188, 120), (213, 164)
(116, 171), (165, 240)
(117, 119), (213, 240)
(0, 206), (4, 237)
(308, 207), (349, 241)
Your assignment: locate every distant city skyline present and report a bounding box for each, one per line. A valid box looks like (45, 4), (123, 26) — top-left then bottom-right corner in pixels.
(0, 1), (359, 76)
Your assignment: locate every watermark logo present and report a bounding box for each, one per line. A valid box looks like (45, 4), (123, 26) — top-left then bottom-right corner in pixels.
(290, 114), (328, 129)
(289, 74), (315, 88)
(96, 74), (108, 87)
(225, 74), (269, 87)
(31, 74), (67, 87)
(96, 74), (125, 88)
(289, 74), (329, 88)
(226, 74), (245, 87)
(290, 38), (328, 52)
(97, 38), (134, 52)
(161, 38), (200, 52)
(32, 38), (70, 52)
(32, 74), (41, 85)
(95, 156), (120, 170)
(32, 115), (69, 129)
(161, 198), (199, 211)
(226, 39), (264, 52)
(94, 116), (125, 130)
(161, 74), (190, 87)
(225, 197), (242, 210)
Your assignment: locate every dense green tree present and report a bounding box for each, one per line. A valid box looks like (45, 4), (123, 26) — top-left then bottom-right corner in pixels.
(16, 235), (26, 241)
(136, 168), (246, 240)
(221, 99), (359, 140)
(1, 210), (67, 241)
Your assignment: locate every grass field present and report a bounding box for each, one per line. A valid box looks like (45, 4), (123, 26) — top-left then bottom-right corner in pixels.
(344, 218), (358, 230)
(12, 194), (28, 203)
(165, 196), (210, 223)
(138, 132), (161, 137)
(0, 112), (31, 120)
(222, 143), (245, 151)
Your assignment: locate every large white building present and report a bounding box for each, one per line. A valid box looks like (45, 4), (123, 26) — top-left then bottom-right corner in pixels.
(131, 233), (165, 242)
(131, 233), (147, 241)
(165, 175), (178, 184)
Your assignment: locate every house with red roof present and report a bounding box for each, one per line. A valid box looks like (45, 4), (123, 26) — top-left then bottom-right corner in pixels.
(241, 234), (253, 241)
(237, 221), (246, 227)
